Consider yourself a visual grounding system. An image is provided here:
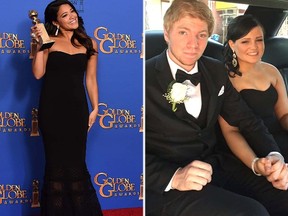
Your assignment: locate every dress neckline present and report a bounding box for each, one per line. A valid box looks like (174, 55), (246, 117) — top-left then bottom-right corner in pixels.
(49, 51), (86, 56)
(239, 84), (273, 93)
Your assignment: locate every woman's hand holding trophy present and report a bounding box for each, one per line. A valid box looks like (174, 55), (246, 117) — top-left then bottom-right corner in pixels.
(29, 10), (54, 59)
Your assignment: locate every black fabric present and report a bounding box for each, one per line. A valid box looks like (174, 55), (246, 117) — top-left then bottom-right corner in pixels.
(240, 84), (288, 159)
(38, 51), (102, 216)
(240, 84), (278, 118)
(195, 74), (209, 129)
(41, 166), (102, 216)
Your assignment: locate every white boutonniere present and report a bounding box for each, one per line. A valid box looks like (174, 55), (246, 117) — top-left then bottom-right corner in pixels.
(163, 81), (189, 112)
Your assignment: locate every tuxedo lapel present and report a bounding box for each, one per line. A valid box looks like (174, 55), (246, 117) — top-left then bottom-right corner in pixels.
(198, 58), (218, 126)
(154, 50), (174, 93)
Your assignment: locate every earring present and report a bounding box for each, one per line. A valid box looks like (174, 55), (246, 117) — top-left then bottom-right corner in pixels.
(55, 25), (59, 36)
(232, 51), (238, 68)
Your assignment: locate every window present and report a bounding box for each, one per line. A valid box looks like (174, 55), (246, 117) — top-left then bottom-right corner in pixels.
(278, 18), (288, 36)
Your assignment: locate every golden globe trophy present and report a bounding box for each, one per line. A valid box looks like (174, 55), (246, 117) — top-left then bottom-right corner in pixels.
(139, 173), (143, 200)
(30, 108), (40, 136)
(31, 180), (40, 208)
(139, 106), (143, 132)
(29, 10), (55, 59)
(140, 33), (143, 59)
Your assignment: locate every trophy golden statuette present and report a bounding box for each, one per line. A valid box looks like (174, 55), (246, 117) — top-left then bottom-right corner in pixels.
(30, 108), (40, 136)
(139, 173), (143, 200)
(139, 106), (143, 132)
(29, 10), (55, 59)
(31, 180), (40, 208)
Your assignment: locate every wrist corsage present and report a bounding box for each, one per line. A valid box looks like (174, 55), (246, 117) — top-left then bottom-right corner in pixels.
(163, 81), (189, 112)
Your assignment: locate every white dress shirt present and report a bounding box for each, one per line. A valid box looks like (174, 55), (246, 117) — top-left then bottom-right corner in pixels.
(167, 51), (202, 118)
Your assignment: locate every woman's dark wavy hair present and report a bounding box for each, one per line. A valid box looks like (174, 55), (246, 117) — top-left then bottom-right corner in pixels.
(44, 0), (96, 58)
(223, 14), (264, 77)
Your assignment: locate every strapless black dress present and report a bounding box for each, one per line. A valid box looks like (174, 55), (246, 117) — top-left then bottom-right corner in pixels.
(240, 84), (288, 158)
(38, 51), (103, 216)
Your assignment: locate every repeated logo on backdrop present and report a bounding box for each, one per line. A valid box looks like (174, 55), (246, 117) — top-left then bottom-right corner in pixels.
(0, 184), (29, 205)
(98, 103), (143, 130)
(0, 108), (42, 134)
(0, 175), (142, 205)
(94, 173), (143, 199)
(0, 111), (30, 133)
(0, 179), (40, 206)
(0, 105), (143, 133)
(94, 27), (141, 56)
(0, 33), (29, 54)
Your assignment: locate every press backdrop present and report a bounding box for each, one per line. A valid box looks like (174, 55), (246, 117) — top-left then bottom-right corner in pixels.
(0, 1), (143, 215)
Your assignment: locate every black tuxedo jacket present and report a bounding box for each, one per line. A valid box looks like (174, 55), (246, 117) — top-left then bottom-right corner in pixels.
(145, 50), (279, 213)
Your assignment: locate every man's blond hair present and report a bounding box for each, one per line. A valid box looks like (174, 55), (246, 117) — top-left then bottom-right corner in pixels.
(164, 0), (214, 36)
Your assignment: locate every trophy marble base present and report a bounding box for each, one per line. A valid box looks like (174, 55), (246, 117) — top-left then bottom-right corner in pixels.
(39, 40), (55, 51)
(29, 40), (55, 59)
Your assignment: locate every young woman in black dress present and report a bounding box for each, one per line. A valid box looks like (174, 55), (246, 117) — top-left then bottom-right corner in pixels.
(219, 14), (288, 177)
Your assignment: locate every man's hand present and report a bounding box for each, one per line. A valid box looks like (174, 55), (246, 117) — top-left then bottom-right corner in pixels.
(171, 160), (212, 191)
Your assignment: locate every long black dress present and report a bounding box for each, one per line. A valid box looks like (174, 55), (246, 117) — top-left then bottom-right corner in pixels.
(240, 84), (288, 159)
(38, 51), (103, 216)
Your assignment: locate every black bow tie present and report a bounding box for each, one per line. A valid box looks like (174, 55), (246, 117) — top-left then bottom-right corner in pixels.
(176, 69), (201, 85)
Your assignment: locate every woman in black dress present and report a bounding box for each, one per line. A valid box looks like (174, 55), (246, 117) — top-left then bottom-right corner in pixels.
(219, 14), (288, 176)
(31, 0), (103, 215)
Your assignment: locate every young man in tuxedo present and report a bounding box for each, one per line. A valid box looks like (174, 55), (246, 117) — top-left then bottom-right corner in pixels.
(145, 0), (288, 215)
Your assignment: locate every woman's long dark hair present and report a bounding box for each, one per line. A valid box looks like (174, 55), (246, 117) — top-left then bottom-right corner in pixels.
(44, 0), (96, 58)
(223, 14), (264, 77)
